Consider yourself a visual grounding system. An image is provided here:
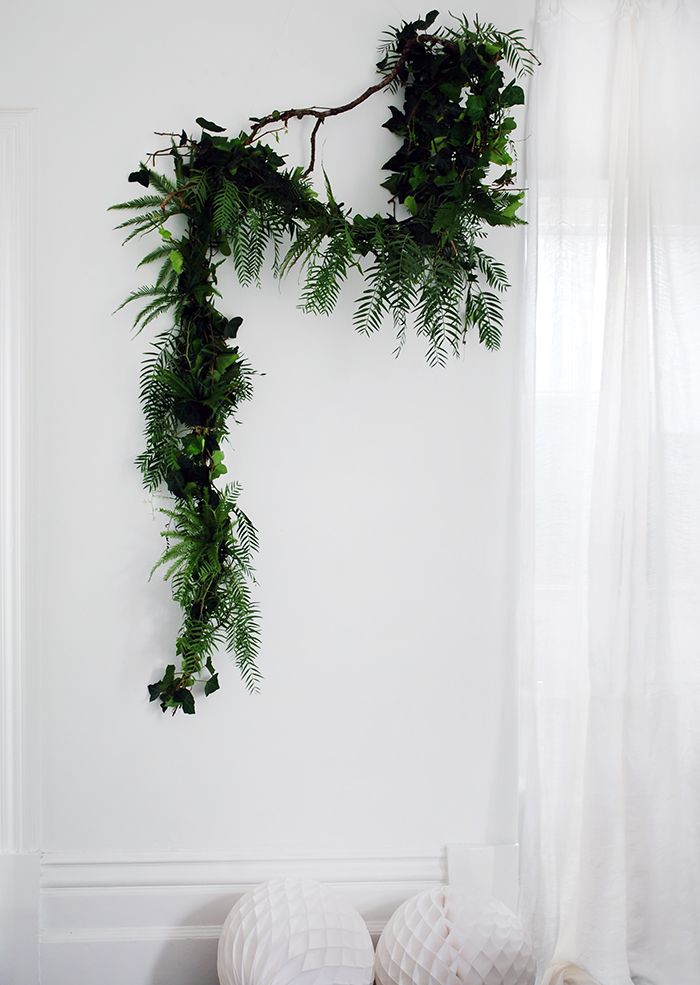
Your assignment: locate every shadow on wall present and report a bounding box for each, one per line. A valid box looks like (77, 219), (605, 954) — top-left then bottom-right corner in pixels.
(151, 900), (220, 985)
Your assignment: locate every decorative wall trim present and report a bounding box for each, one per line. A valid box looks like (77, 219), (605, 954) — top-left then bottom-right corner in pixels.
(41, 850), (446, 889)
(40, 851), (447, 956)
(0, 108), (37, 856)
(42, 924), (224, 945)
(41, 921), (392, 946)
(0, 107), (39, 985)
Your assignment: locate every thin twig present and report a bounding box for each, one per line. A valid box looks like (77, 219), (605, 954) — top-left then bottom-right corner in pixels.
(304, 118), (324, 178)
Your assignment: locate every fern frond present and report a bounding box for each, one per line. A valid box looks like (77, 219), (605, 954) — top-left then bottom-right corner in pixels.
(467, 288), (504, 349)
(134, 297), (177, 332)
(138, 245), (173, 267)
(109, 194), (165, 212)
(147, 169), (178, 195)
(114, 208), (167, 232)
(473, 248), (510, 292)
(213, 181), (241, 231)
(299, 223), (355, 316)
(115, 284), (174, 313)
(353, 262), (391, 336)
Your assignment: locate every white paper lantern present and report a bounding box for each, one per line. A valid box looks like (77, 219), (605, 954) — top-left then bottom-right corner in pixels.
(374, 885), (536, 985)
(217, 877), (374, 985)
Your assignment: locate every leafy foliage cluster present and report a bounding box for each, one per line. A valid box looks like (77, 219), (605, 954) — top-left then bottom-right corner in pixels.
(112, 11), (537, 714)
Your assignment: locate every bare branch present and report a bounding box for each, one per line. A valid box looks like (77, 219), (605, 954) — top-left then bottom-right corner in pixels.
(247, 33), (458, 174)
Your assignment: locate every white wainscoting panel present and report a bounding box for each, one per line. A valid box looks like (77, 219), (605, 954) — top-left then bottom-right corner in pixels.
(40, 851), (447, 985)
(39, 846), (519, 985)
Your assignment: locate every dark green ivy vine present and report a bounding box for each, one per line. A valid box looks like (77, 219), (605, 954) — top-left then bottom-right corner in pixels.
(111, 11), (537, 714)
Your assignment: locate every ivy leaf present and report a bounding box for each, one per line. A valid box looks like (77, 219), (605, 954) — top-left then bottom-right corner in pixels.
(224, 316), (243, 338)
(438, 82), (462, 102)
(490, 146), (513, 166)
(183, 433), (205, 457)
(216, 353), (238, 372)
(413, 9), (439, 30)
(128, 169), (150, 187)
(466, 95), (485, 121)
(210, 449), (227, 479)
(501, 83), (525, 107)
(196, 117), (226, 133)
(382, 106), (405, 133)
(500, 191), (525, 219)
(175, 688), (196, 714)
(169, 250), (184, 274)
(382, 149), (406, 172)
(204, 674), (220, 696)
(403, 195), (418, 216)
(409, 165), (427, 191)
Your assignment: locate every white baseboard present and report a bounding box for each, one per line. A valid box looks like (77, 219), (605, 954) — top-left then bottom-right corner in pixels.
(0, 853), (40, 985)
(41, 934), (220, 985)
(39, 846), (518, 985)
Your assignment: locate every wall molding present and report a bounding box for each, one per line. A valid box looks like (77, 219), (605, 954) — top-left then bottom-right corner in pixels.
(41, 921), (393, 946)
(0, 107), (39, 985)
(41, 924), (224, 945)
(41, 850), (446, 889)
(40, 851), (446, 957)
(0, 108), (37, 857)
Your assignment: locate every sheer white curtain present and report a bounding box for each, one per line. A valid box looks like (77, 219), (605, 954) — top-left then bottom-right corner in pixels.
(519, 2), (700, 984)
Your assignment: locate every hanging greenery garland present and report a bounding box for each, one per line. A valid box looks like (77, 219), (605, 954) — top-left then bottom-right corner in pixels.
(111, 11), (537, 715)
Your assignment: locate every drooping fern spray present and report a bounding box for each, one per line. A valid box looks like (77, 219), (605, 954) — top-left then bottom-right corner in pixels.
(114, 135), (273, 713)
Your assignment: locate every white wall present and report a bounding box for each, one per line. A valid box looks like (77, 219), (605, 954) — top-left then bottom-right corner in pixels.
(0, 0), (534, 980)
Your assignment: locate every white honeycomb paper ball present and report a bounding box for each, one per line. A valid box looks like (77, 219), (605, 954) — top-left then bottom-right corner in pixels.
(374, 885), (536, 985)
(217, 877), (374, 985)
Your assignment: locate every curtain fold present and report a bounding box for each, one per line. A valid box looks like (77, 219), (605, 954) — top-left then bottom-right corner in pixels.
(519, 2), (700, 983)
